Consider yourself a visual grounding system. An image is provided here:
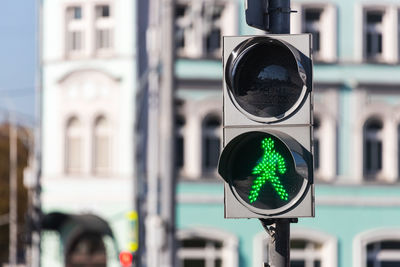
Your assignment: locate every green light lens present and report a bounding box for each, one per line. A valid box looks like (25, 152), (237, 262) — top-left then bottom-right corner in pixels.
(226, 132), (304, 210)
(249, 137), (288, 203)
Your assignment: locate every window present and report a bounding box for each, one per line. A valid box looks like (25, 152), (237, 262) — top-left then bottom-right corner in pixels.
(254, 238), (324, 267)
(202, 114), (221, 175)
(95, 4), (113, 52)
(366, 241), (400, 266)
(312, 87), (338, 181)
(179, 237), (222, 267)
(66, 117), (82, 174)
(177, 228), (238, 267)
(253, 229), (337, 267)
(291, 239), (323, 267)
(357, 5), (400, 63)
(96, 5), (110, 18)
(176, 115), (185, 170)
(313, 116), (321, 171)
(66, 6), (85, 55)
(304, 8), (323, 55)
(354, 228), (400, 267)
(365, 10), (384, 61)
(363, 118), (383, 179)
(68, 6), (82, 20)
(93, 116), (111, 175)
(65, 3), (113, 57)
(398, 125), (400, 179)
(175, 0), (236, 58)
(291, 3), (337, 62)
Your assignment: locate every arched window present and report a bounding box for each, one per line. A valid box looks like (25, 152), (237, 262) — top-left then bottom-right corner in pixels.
(366, 240), (400, 266)
(253, 229), (337, 267)
(93, 116), (111, 175)
(176, 114), (186, 170)
(313, 116), (321, 172)
(354, 228), (400, 267)
(363, 118), (383, 179)
(177, 228), (238, 267)
(66, 117), (82, 174)
(202, 114), (221, 175)
(291, 239), (324, 266)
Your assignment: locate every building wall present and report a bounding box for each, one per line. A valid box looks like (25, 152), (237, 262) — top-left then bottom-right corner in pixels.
(40, 0), (137, 266)
(175, 0), (400, 266)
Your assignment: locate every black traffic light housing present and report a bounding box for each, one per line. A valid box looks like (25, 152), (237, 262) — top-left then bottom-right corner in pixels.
(219, 34), (314, 218)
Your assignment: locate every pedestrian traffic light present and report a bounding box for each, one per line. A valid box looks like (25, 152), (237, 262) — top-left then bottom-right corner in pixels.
(218, 34), (314, 218)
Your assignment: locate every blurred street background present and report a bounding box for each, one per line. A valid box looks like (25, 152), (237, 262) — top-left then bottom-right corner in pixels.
(3, 0), (400, 267)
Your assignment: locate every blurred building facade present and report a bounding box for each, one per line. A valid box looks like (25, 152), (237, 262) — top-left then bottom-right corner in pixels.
(40, 0), (138, 266)
(174, 0), (400, 267)
(39, 0), (400, 267)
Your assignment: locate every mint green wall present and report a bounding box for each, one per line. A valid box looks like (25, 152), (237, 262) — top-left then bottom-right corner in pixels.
(177, 182), (262, 267)
(175, 0), (400, 266)
(177, 183), (400, 267)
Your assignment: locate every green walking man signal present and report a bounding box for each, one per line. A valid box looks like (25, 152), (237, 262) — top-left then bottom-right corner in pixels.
(250, 137), (288, 203)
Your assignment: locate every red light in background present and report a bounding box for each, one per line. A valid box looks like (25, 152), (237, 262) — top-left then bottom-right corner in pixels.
(119, 251), (133, 267)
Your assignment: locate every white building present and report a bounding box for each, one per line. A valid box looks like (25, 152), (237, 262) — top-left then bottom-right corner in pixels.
(40, 0), (138, 266)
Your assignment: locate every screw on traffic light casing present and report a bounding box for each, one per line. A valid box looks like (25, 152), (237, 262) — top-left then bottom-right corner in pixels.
(219, 34), (314, 218)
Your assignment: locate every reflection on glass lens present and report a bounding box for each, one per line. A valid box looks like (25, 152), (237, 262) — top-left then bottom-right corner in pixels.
(232, 42), (303, 118)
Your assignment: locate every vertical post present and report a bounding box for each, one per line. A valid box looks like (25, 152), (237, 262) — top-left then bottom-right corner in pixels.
(146, 0), (162, 266)
(268, 0), (291, 34)
(260, 1), (292, 266)
(31, 0), (43, 266)
(160, 0), (176, 266)
(9, 112), (18, 267)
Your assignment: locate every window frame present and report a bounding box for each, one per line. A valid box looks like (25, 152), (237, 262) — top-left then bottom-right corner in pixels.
(65, 5), (86, 57)
(353, 228), (400, 267)
(176, 114), (186, 173)
(253, 228), (337, 267)
(177, 228), (238, 267)
(92, 115), (112, 176)
(356, 4), (400, 64)
(65, 116), (83, 174)
(313, 116), (321, 173)
(64, 2), (114, 59)
(363, 117), (384, 180)
(291, 2), (337, 63)
(363, 7), (386, 62)
(175, 0), (238, 59)
(94, 3), (114, 55)
(353, 86), (400, 183)
(312, 85), (339, 182)
(201, 113), (221, 176)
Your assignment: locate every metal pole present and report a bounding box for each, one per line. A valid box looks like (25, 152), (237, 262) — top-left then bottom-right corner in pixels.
(260, 219), (290, 267)
(9, 112), (18, 267)
(145, 0), (163, 266)
(268, 0), (291, 34)
(259, 2), (293, 266)
(160, 0), (176, 266)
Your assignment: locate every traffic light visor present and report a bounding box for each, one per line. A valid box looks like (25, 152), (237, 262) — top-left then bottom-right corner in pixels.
(225, 37), (310, 122)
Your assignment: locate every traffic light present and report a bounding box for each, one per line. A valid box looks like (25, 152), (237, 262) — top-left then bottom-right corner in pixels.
(218, 34), (314, 218)
(119, 251), (134, 267)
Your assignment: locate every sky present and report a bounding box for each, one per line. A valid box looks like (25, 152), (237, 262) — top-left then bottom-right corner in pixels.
(0, 1), (36, 126)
